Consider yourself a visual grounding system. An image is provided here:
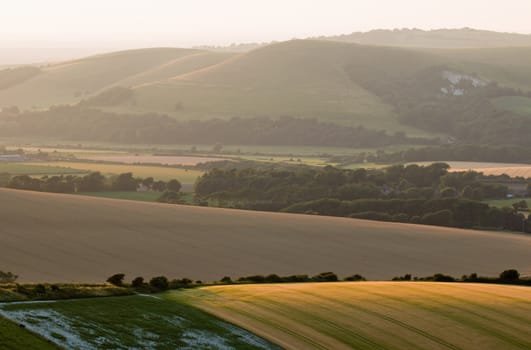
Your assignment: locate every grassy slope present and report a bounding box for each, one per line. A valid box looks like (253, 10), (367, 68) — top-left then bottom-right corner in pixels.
(175, 282), (531, 350)
(324, 28), (531, 48)
(1, 188), (530, 283)
(0, 48), (210, 109)
(0, 162), (87, 176)
(487, 198), (531, 209)
(3, 41), (531, 138)
(428, 46), (531, 90)
(130, 40), (420, 133)
(0, 295), (279, 349)
(0, 315), (59, 350)
(493, 96), (531, 116)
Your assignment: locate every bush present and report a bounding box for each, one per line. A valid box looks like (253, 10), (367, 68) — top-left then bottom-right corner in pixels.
(149, 276), (169, 290)
(421, 210), (453, 226)
(106, 273), (125, 286)
(157, 191), (181, 204)
(220, 276), (232, 284)
(344, 274), (366, 281)
(392, 274), (412, 281)
(499, 269), (520, 282)
(237, 275), (266, 283)
(131, 277), (145, 288)
(34, 284), (46, 294)
(0, 270), (18, 283)
(166, 179), (182, 192)
(312, 272), (338, 282)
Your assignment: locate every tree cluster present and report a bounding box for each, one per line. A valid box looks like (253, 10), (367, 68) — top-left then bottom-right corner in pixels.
(194, 164), (531, 232)
(2, 171), (181, 196)
(0, 105), (432, 147)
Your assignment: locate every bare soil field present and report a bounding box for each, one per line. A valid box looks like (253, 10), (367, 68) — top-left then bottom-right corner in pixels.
(413, 161), (531, 178)
(1, 188), (530, 283)
(175, 282), (531, 350)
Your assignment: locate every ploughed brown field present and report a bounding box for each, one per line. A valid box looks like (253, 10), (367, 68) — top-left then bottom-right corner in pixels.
(1, 188), (530, 283)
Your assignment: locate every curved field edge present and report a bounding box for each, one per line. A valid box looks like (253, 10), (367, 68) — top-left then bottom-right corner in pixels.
(172, 282), (531, 350)
(0, 314), (59, 350)
(1, 188), (531, 283)
(0, 295), (281, 350)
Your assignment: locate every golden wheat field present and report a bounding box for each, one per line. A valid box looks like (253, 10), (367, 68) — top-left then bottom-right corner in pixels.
(25, 161), (203, 183)
(1, 188), (530, 283)
(174, 282), (531, 350)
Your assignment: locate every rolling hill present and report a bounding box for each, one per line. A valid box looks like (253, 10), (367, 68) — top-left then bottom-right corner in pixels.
(322, 28), (531, 48)
(1, 188), (530, 283)
(2, 37), (531, 141)
(0, 48), (235, 109)
(176, 282), (531, 350)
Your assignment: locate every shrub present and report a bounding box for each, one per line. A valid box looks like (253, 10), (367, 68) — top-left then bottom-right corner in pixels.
(344, 274), (366, 281)
(0, 270), (18, 283)
(392, 274), (412, 281)
(237, 275), (266, 283)
(421, 210), (453, 226)
(131, 277), (145, 288)
(220, 276), (232, 284)
(106, 273), (125, 286)
(499, 269), (520, 282)
(312, 272), (338, 282)
(166, 179), (182, 192)
(34, 284), (46, 294)
(149, 276), (169, 290)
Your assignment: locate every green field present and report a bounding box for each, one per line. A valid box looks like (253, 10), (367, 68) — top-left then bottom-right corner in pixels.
(0, 315), (59, 350)
(26, 161), (203, 184)
(176, 282), (531, 350)
(493, 96), (531, 116)
(0, 162), (86, 176)
(77, 191), (195, 204)
(486, 197), (531, 209)
(0, 295), (279, 349)
(77, 191), (163, 202)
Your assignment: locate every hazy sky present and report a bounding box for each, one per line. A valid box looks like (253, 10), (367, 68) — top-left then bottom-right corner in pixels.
(1, 0), (531, 48)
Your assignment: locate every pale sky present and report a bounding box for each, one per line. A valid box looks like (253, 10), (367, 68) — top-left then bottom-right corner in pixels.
(1, 0), (531, 49)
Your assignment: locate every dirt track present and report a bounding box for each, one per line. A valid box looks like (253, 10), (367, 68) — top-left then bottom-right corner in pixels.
(1, 188), (530, 282)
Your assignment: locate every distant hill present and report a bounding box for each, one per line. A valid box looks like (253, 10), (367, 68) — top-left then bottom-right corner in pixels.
(320, 28), (531, 48)
(2, 38), (531, 142)
(0, 48), (235, 109)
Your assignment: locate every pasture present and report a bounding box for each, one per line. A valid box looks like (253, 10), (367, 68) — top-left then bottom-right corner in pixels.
(26, 161), (203, 184)
(1, 188), (531, 283)
(176, 282), (531, 350)
(0, 162), (86, 176)
(79, 155), (227, 166)
(0, 315), (59, 350)
(0, 295), (278, 350)
(487, 198), (531, 209)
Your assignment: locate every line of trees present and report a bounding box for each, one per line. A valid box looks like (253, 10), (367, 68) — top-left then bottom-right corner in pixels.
(1, 171), (182, 197)
(393, 269), (530, 286)
(194, 164), (531, 232)
(332, 144), (531, 166)
(0, 105), (433, 147)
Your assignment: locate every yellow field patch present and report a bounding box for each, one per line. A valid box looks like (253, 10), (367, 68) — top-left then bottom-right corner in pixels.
(26, 161), (203, 183)
(174, 282), (531, 350)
